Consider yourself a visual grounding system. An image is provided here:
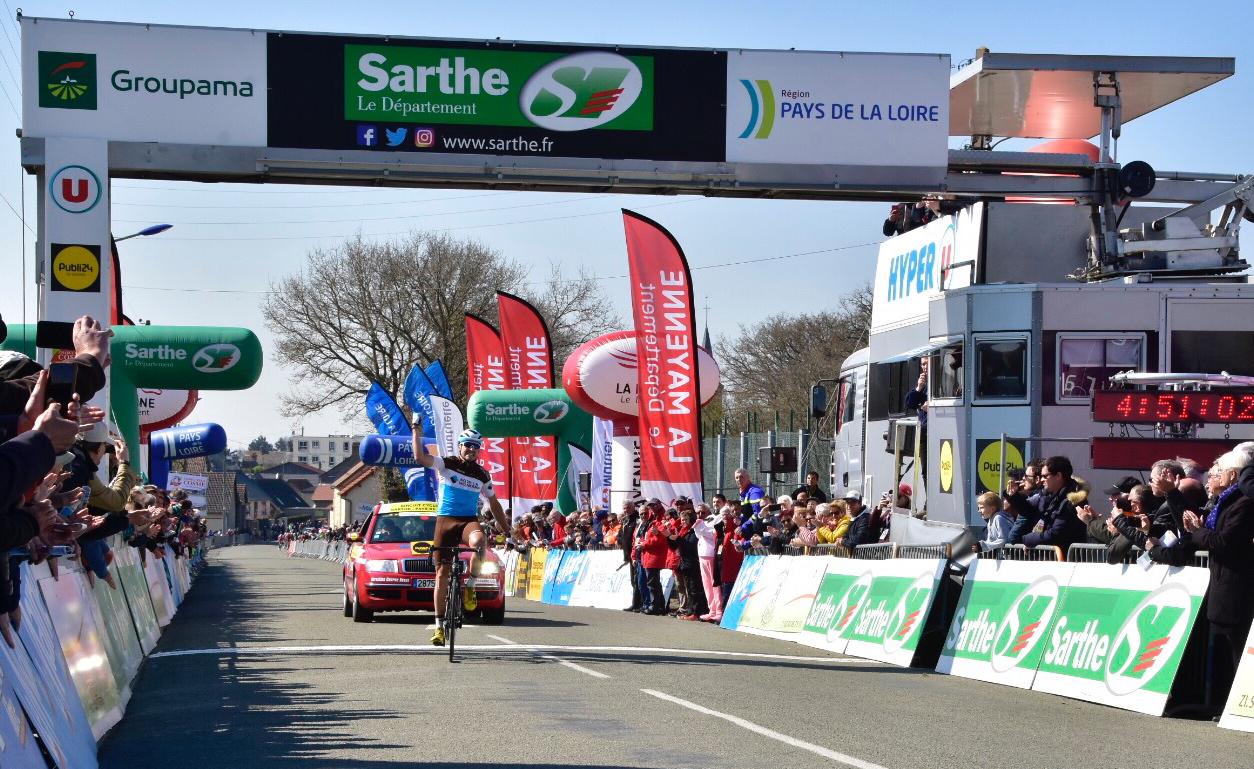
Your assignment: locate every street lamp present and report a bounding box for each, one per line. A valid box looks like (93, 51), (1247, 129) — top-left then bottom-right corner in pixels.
(114, 223), (173, 242)
(111, 223), (173, 325)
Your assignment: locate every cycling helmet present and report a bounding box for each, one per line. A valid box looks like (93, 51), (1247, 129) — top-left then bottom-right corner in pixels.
(457, 429), (483, 448)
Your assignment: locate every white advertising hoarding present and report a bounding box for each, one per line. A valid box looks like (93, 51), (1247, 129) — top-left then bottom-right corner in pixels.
(726, 50), (948, 170)
(22, 17), (266, 145)
(870, 203), (984, 332)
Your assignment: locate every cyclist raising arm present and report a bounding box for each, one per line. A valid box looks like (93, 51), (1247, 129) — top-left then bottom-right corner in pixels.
(412, 424), (509, 646)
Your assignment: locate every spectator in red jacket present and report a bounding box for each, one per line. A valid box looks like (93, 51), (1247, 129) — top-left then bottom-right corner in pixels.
(718, 504), (745, 610)
(641, 506), (671, 615)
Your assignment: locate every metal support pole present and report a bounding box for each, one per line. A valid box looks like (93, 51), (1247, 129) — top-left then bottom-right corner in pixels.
(765, 429), (775, 499)
(797, 429), (807, 488)
(999, 431), (1008, 498)
(715, 433), (726, 495)
(738, 432), (748, 481)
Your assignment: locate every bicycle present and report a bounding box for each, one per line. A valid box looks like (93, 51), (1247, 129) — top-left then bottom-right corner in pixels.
(420, 544), (480, 662)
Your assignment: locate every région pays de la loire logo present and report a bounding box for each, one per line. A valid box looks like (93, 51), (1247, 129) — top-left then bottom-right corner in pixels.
(520, 52), (642, 132)
(738, 79), (775, 140)
(39, 51), (97, 110)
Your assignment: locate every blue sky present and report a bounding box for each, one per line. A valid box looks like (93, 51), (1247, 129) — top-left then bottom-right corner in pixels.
(0, 0), (1250, 447)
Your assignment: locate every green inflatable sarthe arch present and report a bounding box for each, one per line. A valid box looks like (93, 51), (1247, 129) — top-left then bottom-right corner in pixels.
(466, 388), (592, 514)
(5, 324), (263, 460)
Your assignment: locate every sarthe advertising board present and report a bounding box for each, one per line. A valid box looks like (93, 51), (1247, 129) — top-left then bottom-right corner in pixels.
(268, 33), (726, 162)
(936, 559), (1075, 689)
(840, 558), (946, 667)
(797, 558), (881, 655)
(1030, 563), (1208, 717)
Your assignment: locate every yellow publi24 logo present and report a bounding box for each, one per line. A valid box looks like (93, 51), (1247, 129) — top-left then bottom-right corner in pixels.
(50, 243), (101, 292)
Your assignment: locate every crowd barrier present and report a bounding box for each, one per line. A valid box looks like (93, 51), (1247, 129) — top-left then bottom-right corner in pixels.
(0, 536), (223, 769)
(287, 539), (350, 563)
(510, 541), (1243, 723)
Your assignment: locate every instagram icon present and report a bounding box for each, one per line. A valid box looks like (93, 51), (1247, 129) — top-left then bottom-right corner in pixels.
(413, 127), (436, 148)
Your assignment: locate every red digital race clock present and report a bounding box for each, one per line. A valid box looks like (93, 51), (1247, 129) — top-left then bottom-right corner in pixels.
(1092, 389), (1254, 424)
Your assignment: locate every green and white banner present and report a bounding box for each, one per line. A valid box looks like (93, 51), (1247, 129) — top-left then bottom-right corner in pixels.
(1219, 619), (1254, 733)
(798, 558), (879, 654)
(841, 558), (945, 666)
(936, 559), (1074, 689)
(1032, 563), (1208, 716)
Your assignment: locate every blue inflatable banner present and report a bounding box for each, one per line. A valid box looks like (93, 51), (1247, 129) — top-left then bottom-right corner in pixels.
(365, 382), (411, 437)
(148, 423), (227, 489)
(424, 360), (455, 400)
(358, 435), (424, 467)
(540, 550), (566, 604)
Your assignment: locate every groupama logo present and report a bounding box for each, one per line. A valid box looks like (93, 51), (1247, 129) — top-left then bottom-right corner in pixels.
(737, 79), (775, 140)
(39, 51), (97, 110)
(989, 577), (1061, 673)
(520, 52), (642, 132)
(1104, 583), (1192, 696)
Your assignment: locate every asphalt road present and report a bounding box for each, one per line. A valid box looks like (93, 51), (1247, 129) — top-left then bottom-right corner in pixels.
(97, 545), (1251, 769)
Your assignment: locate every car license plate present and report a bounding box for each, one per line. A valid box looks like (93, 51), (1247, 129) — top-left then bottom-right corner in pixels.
(413, 579), (436, 589)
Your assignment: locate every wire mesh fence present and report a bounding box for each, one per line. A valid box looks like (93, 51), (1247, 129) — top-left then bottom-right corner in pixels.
(701, 430), (829, 501)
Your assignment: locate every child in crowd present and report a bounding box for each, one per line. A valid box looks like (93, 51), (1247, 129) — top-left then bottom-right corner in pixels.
(975, 491), (1012, 553)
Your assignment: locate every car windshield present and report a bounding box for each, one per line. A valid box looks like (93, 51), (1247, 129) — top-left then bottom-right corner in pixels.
(368, 513), (437, 544)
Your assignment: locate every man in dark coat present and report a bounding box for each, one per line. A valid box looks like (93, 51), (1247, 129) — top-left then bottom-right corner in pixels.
(1007, 455), (1087, 552)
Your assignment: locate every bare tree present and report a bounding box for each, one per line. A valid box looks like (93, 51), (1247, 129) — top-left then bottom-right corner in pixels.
(715, 283), (872, 430)
(265, 232), (621, 420)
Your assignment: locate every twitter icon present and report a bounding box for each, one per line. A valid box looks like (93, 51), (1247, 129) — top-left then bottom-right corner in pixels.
(385, 127), (409, 147)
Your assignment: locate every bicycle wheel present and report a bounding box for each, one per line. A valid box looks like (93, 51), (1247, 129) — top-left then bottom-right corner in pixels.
(445, 568), (459, 662)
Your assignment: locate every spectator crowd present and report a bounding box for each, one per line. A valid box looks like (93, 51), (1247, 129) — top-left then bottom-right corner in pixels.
(1, 315), (209, 648)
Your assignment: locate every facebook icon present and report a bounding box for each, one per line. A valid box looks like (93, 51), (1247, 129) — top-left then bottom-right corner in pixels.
(356, 125), (378, 148)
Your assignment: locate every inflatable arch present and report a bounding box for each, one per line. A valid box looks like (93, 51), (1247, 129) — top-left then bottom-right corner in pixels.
(467, 388), (592, 514)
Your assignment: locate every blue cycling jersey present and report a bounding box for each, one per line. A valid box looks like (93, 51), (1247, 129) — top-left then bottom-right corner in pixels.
(431, 455), (495, 518)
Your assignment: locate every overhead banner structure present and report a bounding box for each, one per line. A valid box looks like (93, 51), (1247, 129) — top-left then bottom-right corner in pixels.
(465, 315), (512, 507)
(22, 17), (949, 192)
(496, 292), (558, 514)
(725, 51), (948, 178)
(622, 211), (703, 504)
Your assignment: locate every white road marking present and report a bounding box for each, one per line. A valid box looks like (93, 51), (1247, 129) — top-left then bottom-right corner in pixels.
(538, 654), (611, 679)
(149, 643), (874, 665)
(485, 633), (610, 678)
(640, 688), (892, 769)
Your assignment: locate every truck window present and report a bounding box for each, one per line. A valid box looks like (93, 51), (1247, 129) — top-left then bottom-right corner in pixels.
(974, 338), (1028, 400)
(929, 343), (964, 400)
(1171, 331), (1254, 376)
(867, 359), (921, 420)
(835, 376), (857, 431)
(1057, 335), (1144, 402)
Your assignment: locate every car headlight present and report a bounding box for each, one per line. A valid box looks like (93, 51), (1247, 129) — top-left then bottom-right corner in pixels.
(478, 561), (500, 576)
(362, 559), (399, 573)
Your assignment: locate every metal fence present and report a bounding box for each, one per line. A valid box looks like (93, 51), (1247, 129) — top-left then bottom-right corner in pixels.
(289, 539), (349, 564)
(978, 544), (1064, 562)
(701, 430), (828, 500)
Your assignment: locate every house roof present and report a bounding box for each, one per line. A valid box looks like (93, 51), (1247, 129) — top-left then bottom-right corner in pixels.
(333, 462), (378, 495)
(320, 456), (359, 485)
(258, 461), (322, 476)
(251, 477), (309, 509)
(287, 478), (315, 493)
(206, 471), (239, 517)
(311, 483), (335, 503)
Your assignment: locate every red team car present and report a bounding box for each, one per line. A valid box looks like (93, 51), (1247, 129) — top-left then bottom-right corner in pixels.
(342, 501), (506, 624)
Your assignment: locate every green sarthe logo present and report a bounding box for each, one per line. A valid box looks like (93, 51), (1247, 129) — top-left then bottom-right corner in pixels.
(738, 79), (775, 139)
(39, 51), (97, 110)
